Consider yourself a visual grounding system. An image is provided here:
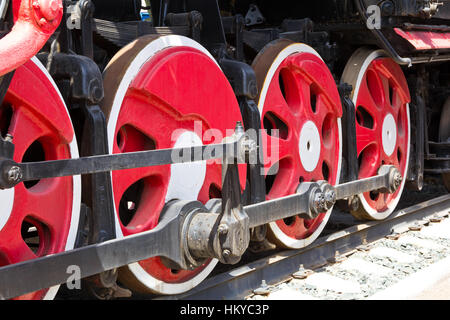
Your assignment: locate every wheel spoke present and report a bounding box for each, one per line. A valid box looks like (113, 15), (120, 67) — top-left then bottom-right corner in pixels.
(292, 73), (314, 120)
(355, 123), (377, 155)
(115, 95), (180, 148)
(378, 72), (392, 109)
(320, 145), (336, 181)
(0, 230), (37, 264)
(15, 178), (73, 238)
(8, 108), (48, 160)
(358, 145), (381, 179)
(356, 78), (382, 116)
(264, 130), (299, 161)
(112, 164), (170, 206)
(262, 76), (302, 131)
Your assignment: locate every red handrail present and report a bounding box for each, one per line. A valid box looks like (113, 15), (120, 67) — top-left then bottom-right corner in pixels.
(0, 0), (63, 76)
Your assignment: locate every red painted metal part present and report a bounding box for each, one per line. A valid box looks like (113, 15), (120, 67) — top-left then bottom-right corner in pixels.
(0, 59), (77, 299)
(0, 0), (63, 77)
(260, 52), (342, 240)
(394, 28), (450, 50)
(111, 46), (246, 285)
(354, 57), (410, 212)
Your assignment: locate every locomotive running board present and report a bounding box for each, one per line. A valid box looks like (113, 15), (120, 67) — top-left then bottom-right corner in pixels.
(0, 166), (400, 299)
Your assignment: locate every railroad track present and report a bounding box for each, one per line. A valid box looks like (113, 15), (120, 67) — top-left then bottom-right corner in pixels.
(152, 193), (450, 300)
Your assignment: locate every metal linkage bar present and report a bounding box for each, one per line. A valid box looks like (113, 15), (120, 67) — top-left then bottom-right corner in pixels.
(0, 128), (252, 189)
(0, 199), (191, 300)
(335, 166), (402, 200)
(167, 194), (450, 300)
(246, 182), (324, 228)
(0, 164), (401, 299)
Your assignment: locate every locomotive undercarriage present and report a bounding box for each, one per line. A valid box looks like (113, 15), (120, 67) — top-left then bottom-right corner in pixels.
(0, 0), (449, 299)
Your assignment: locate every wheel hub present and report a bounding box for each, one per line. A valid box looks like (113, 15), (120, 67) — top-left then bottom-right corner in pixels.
(165, 131), (206, 202)
(299, 120), (321, 172)
(382, 113), (397, 156)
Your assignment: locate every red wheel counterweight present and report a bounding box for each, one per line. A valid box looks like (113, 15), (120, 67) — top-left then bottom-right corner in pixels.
(0, 57), (81, 299)
(252, 39), (342, 248)
(101, 35), (246, 294)
(341, 48), (411, 220)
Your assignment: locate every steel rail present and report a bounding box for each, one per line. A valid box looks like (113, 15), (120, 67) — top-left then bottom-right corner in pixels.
(158, 194), (450, 300)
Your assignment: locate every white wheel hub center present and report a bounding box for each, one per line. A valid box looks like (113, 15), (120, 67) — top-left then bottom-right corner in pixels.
(165, 131), (206, 202)
(299, 120), (321, 172)
(382, 113), (397, 156)
(0, 188), (14, 232)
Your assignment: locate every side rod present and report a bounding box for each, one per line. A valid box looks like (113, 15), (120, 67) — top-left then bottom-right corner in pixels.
(0, 139), (246, 188)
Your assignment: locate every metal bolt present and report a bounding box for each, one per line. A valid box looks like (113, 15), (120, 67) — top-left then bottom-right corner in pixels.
(234, 121), (244, 135)
(4, 134), (13, 142)
(381, 0), (395, 15)
(253, 280), (271, 295)
(408, 223), (422, 231)
(393, 172), (402, 189)
(313, 192), (326, 213)
(350, 196), (360, 212)
(328, 250), (346, 264)
(357, 244), (371, 251)
(7, 166), (22, 182)
(38, 0), (60, 21)
(324, 189), (336, 210)
(386, 232), (401, 240)
(429, 215), (443, 223)
(222, 249), (231, 258)
(218, 224), (228, 235)
(292, 264), (313, 279)
(248, 80), (258, 99)
(241, 138), (257, 156)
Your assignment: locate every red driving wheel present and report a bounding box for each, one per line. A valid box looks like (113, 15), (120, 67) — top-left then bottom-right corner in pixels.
(0, 57), (81, 299)
(101, 35), (245, 294)
(341, 48), (411, 220)
(252, 39), (342, 248)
